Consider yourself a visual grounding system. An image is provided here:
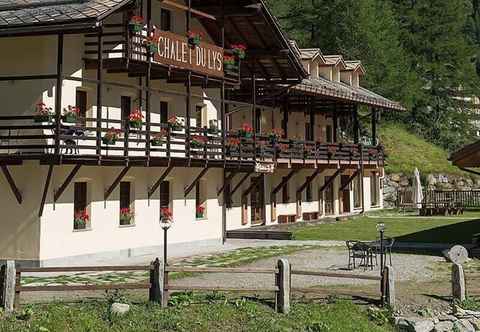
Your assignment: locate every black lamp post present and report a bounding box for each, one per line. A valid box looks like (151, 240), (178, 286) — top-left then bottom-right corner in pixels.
(160, 218), (172, 267)
(377, 222), (386, 305)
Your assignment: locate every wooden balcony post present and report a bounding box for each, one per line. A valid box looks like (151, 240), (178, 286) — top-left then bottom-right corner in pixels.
(96, 29), (103, 156)
(185, 0), (192, 158)
(353, 105), (359, 144)
(145, 0), (152, 161)
(371, 108), (377, 146)
(55, 33), (64, 156)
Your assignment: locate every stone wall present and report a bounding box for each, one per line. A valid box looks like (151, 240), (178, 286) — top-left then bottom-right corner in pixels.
(383, 173), (480, 208)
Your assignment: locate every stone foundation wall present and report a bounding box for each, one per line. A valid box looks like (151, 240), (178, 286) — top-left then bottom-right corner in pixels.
(383, 173), (480, 208)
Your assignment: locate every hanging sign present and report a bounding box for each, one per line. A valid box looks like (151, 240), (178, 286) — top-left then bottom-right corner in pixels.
(255, 162), (275, 174)
(153, 30), (224, 78)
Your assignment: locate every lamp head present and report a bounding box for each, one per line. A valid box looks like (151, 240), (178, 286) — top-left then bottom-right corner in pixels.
(160, 219), (172, 230)
(376, 223), (385, 232)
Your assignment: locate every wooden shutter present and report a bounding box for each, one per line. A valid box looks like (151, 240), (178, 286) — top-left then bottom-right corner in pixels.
(76, 90), (87, 126)
(74, 182), (87, 212)
(120, 182), (130, 210)
(159, 181), (170, 209)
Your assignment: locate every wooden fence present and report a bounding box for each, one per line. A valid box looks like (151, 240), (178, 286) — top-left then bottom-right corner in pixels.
(452, 263), (480, 301)
(1, 259), (395, 314)
(397, 189), (480, 209)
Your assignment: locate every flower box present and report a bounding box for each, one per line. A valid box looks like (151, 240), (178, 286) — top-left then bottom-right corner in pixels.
(34, 102), (54, 122)
(223, 55), (236, 71)
(238, 123), (253, 138)
(187, 31), (203, 47)
(191, 135), (208, 149)
(129, 15), (144, 33)
(151, 130), (167, 146)
(129, 109), (143, 129)
(268, 128), (284, 144)
(144, 36), (158, 54)
(102, 127), (121, 145)
(196, 205), (205, 219)
(63, 105), (80, 124)
(74, 210), (89, 230)
(231, 44), (247, 60)
(120, 208), (134, 225)
(168, 116), (183, 131)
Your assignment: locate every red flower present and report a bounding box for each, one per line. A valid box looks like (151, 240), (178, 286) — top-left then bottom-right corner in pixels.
(226, 137), (240, 147)
(130, 15), (144, 23)
(223, 55), (235, 65)
(230, 44), (247, 51)
(129, 109), (144, 121)
(160, 207), (173, 221)
(63, 105), (80, 115)
(74, 210), (89, 222)
(240, 123), (253, 133)
(196, 205), (205, 214)
(187, 30), (204, 39)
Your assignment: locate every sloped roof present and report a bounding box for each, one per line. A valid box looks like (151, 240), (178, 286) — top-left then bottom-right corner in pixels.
(0, 0), (130, 33)
(449, 141), (480, 168)
(344, 60), (366, 75)
(291, 76), (405, 111)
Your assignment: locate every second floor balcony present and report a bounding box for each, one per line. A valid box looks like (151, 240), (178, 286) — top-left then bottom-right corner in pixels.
(0, 114), (384, 168)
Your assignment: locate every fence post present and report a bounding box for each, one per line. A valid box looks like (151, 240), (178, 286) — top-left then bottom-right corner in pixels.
(1, 261), (16, 313)
(275, 259), (290, 314)
(452, 263), (466, 302)
(149, 258), (165, 305)
(384, 265), (395, 309)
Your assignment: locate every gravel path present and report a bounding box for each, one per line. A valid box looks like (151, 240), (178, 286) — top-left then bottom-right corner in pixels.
(171, 247), (444, 290)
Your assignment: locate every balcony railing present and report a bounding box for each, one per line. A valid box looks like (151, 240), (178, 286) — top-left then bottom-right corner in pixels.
(0, 115), (384, 165)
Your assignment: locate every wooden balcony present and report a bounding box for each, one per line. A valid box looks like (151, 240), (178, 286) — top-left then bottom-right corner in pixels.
(0, 115), (384, 169)
(83, 24), (241, 84)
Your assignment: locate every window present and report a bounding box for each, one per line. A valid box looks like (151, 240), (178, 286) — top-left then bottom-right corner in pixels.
(282, 178), (289, 204)
(354, 174), (362, 209)
(160, 9), (171, 31)
(74, 182), (89, 230)
(160, 101), (168, 124)
(326, 125), (333, 143)
(160, 181), (170, 209)
(76, 90), (87, 126)
(371, 173), (380, 207)
(120, 182), (133, 226)
(306, 182), (313, 202)
(195, 181), (207, 219)
(121, 96), (131, 128)
(255, 108), (261, 133)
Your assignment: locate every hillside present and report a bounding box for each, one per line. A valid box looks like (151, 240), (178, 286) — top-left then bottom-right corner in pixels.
(379, 123), (467, 176)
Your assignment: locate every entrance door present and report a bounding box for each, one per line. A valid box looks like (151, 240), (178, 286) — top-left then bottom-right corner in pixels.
(324, 177), (335, 215)
(251, 176), (265, 225)
(341, 175), (351, 213)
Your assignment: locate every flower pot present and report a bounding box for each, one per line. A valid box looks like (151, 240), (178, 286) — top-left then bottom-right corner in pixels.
(64, 114), (77, 124)
(191, 142), (204, 149)
(129, 120), (142, 129)
(74, 219), (86, 230)
(129, 23), (143, 33)
(196, 213), (204, 219)
(147, 43), (158, 54)
(151, 139), (164, 147)
(34, 115), (51, 123)
(120, 216), (132, 225)
(233, 49), (246, 59)
(188, 36), (201, 47)
(102, 137), (117, 145)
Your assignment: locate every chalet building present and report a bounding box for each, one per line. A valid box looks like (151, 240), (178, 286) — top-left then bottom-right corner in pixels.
(0, 0), (404, 266)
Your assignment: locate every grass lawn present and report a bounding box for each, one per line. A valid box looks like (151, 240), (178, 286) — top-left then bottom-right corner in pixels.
(0, 297), (393, 332)
(292, 210), (480, 243)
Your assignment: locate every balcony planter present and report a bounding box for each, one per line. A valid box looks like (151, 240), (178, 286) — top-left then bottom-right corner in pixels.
(231, 44), (247, 60)
(196, 205), (205, 219)
(223, 55), (236, 71)
(191, 135), (208, 149)
(226, 137), (240, 156)
(168, 116), (183, 131)
(151, 130), (167, 146)
(34, 102), (54, 123)
(187, 31), (203, 47)
(238, 123), (253, 139)
(63, 105), (80, 124)
(74, 210), (89, 230)
(120, 208), (134, 226)
(207, 125), (219, 135)
(129, 16), (144, 33)
(129, 109), (143, 129)
(268, 128), (283, 145)
(102, 128), (121, 145)
(145, 36), (158, 54)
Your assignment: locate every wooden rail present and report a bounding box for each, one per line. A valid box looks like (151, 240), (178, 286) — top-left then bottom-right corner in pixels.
(291, 269), (382, 281)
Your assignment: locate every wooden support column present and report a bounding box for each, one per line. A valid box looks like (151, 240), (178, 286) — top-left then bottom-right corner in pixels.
(1, 165), (22, 204)
(360, 143), (365, 213)
(39, 165), (54, 217)
(184, 167), (209, 197)
(282, 98), (288, 138)
(55, 33), (64, 156)
(96, 28), (103, 157)
(148, 166), (174, 199)
(104, 166), (131, 201)
(252, 71), (257, 161)
(371, 108), (377, 146)
(242, 174), (263, 198)
(319, 168), (344, 193)
(185, 0), (192, 158)
(230, 173), (251, 197)
(54, 164), (82, 203)
(309, 100), (315, 141)
(353, 105), (359, 144)
(220, 5), (227, 243)
(332, 105), (338, 143)
(145, 0), (152, 162)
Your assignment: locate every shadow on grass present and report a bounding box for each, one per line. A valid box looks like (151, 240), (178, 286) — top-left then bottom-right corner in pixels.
(395, 219), (480, 245)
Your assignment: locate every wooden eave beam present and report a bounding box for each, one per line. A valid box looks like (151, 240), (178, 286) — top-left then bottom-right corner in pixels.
(319, 168), (344, 193)
(297, 168), (323, 194)
(160, 0), (217, 20)
(192, 5), (261, 17)
(148, 165), (174, 199)
(230, 173), (251, 197)
(339, 169), (360, 192)
(39, 165), (54, 217)
(217, 172), (237, 196)
(104, 166), (131, 201)
(272, 169), (298, 195)
(54, 164), (82, 203)
(242, 174), (263, 198)
(184, 167), (209, 197)
(1, 165), (22, 204)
